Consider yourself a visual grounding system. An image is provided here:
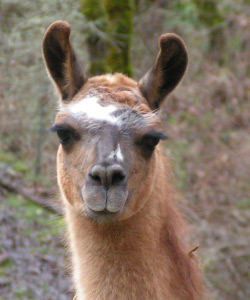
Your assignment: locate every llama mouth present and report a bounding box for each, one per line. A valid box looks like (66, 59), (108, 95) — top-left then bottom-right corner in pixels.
(85, 206), (123, 224)
(82, 186), (129, 223)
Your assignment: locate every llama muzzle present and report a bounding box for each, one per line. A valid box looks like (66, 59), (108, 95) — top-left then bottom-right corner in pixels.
(82, 162), (128, 223)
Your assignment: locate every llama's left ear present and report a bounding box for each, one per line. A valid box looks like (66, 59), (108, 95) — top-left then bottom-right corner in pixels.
(42, 21), (87, 101)
(138, 34), (188, 109)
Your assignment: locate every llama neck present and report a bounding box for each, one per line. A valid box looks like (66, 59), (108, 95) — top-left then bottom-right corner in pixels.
(66, 195), (166, 300)
(65, 156), (204, 300)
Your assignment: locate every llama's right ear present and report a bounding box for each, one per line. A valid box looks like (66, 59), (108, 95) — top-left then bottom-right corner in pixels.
(42, 21), (87, 101)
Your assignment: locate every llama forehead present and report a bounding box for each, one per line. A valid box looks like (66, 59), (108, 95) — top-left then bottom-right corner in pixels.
(61, 92), (158, 130)
(86, 73), (138, 88)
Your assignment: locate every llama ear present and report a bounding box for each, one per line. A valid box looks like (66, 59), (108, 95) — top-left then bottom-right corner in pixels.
(138, 34), (188, 109)
(42, 21), (87, 101)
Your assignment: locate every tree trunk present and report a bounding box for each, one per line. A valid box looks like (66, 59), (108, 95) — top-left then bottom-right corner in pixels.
(81, 0), (109, 75)
(104, 0), (134, 76)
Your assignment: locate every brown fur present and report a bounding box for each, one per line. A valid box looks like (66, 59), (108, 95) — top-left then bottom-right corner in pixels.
(42, 21), (205, 300)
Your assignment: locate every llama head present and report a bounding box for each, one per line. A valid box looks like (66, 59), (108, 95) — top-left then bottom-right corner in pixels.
(42, 21), (188, 223)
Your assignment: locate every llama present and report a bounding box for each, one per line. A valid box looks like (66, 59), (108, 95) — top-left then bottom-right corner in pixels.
(42, 21), (204, 300)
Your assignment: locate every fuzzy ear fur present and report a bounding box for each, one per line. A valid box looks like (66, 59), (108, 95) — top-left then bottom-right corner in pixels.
(42, 21), (87, 101)
(138, 34), (188, 109)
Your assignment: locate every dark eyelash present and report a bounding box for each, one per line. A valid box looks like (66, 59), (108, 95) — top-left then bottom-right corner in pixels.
(50, 125), (80, 138)
(141, 132), (168, 144)
(147, 132), (168, 141)
(50, 125), (75, 147)
(50, 125), (68, 132)
(137, 132), (168, 151)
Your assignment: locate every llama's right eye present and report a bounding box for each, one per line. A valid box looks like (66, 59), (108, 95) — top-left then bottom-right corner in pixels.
(57, 129), (73, 146)
(50, 123), (81, 148)
(50, 125), (75, 147)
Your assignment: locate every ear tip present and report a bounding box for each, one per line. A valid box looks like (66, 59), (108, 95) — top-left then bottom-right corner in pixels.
(44, 20), (71, 39)
(159, 33), (186, 50)
(48, 20), (71, 31)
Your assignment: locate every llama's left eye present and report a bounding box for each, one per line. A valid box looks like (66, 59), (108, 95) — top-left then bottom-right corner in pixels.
(137, 132), (167, 153)
(142, 135), (160, 150)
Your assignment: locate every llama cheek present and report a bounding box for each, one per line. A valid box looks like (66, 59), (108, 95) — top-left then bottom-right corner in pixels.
(127, 174), (155, 213)
(57, 165), (82, 207)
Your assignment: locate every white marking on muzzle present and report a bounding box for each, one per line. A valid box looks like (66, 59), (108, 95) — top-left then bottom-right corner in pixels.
(108, 144), (124, 162)
(116, 144), (123, 161)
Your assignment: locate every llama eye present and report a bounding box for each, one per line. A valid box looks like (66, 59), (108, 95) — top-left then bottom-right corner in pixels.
(138, 132), (167, 153)
(50, 125), (78, 147)
(57, 129), (73, 146)
(142, 135), (160, 150)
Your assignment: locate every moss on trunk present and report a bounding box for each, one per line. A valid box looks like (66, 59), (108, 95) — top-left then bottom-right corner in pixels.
(104, 0), (134, 76)
(81, 0), (109, 75)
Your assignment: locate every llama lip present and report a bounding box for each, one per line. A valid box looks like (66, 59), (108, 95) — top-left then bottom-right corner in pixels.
(83, 175), (128, 219)
(82, 191), (129, 223)
(85, 205), (123, 223)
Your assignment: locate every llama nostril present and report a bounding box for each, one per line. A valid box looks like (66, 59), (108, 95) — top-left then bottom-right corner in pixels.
(89, 164), (126, 188)
(89, 165), (105, 186)
(111, 170), (125, 185)
(106, 165), (126, 186)
(89, 174), (102, 184)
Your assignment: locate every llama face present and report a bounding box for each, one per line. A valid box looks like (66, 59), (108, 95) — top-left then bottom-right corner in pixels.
(42, 21), (188, 223)
(53, 82), (166, 223)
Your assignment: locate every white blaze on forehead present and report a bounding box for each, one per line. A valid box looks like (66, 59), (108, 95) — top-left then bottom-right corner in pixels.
(63, 94), (157, 127)
(67, 96), (118, 124)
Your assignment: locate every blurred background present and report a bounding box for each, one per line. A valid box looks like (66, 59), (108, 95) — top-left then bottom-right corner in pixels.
(0, 0), (249, 299)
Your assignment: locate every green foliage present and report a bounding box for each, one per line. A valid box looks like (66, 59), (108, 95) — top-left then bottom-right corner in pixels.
(0, 0), (86, 177)
(235, 198), (250, 210)
(0, 150), (50, 186)
(168, 0), (200, 29)
(194, 0), (224, 26)
(0, 151), (16, 165)
(82, 0), (106, 20)
(193, 0), (226, 62)
(0, 257), (15, 278)
(0, 150), (28, 174)
(0, 192), (67, 299)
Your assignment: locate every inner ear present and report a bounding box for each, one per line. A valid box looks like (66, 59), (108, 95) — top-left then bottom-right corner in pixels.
(138, 34), (188, 109)
(42, 21), (87, 101)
